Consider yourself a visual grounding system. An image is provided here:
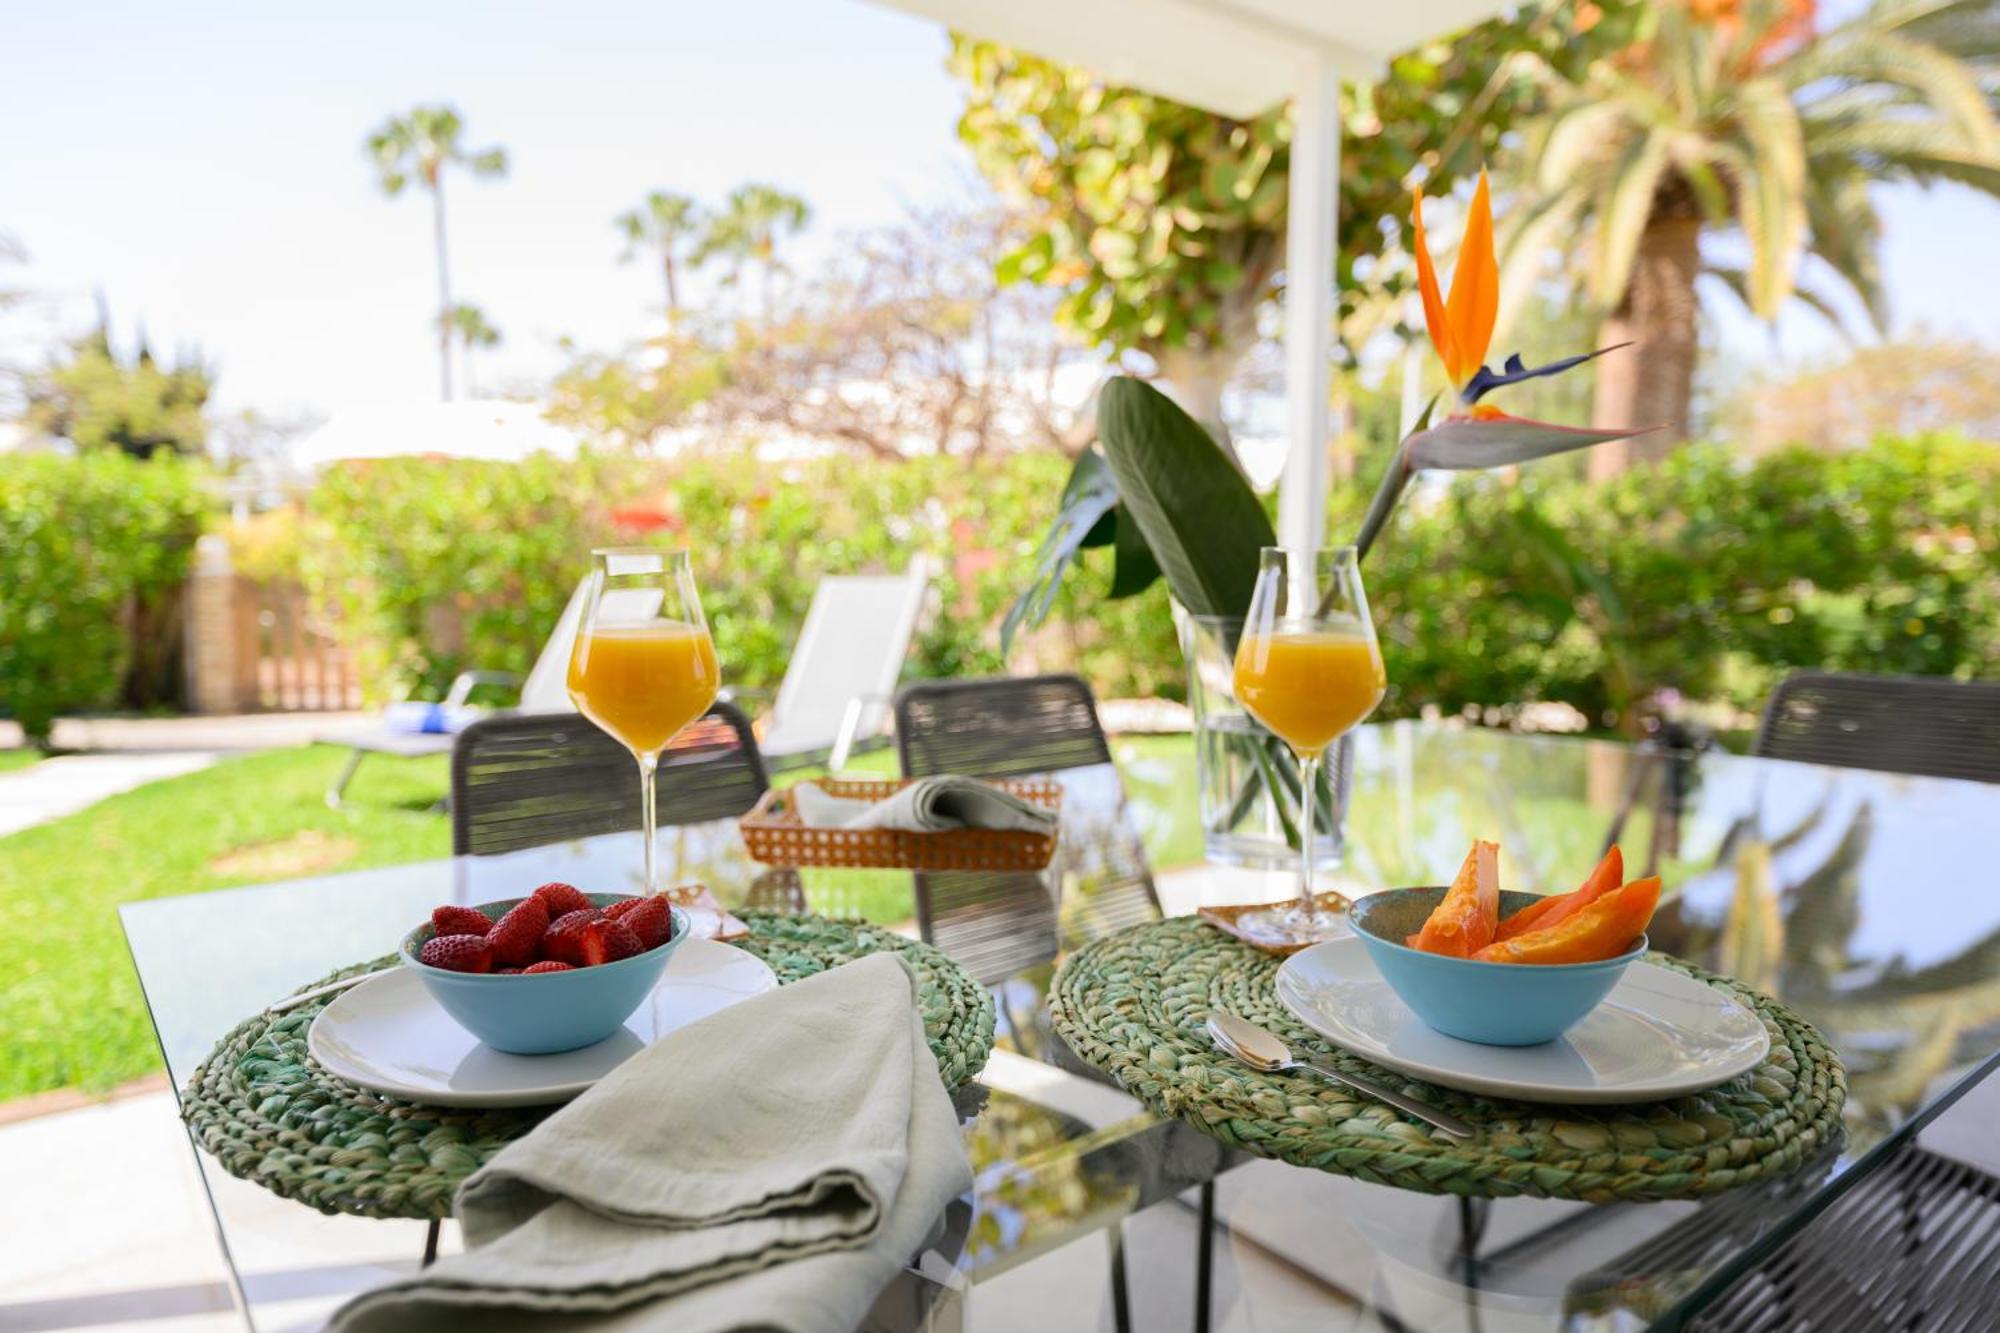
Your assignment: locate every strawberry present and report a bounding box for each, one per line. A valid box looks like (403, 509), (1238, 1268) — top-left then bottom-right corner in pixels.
(532, 882), (594, 917)
(485, 897), (549, 967)
(495, 967), (523, 975)
(602, 896), (642, 921)
(545, 913), (641, 967)
(621, 896), (673, 951)
(592, 918), (644, 964)
(522, 960), (573, 974)
(542, 908), (604, 966)
(419, 934), (492, 973)
(431, 904), (494, 938)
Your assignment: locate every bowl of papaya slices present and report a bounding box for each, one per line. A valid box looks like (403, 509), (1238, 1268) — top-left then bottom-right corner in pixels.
(1349, 840), (1660, 1046)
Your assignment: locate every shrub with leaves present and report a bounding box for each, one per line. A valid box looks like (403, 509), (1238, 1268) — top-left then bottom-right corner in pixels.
(0, 453), (209, 746)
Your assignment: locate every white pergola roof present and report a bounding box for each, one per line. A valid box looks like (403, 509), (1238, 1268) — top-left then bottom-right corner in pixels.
(873, 0), (1501, 549)
(881, 0), (1500, 117)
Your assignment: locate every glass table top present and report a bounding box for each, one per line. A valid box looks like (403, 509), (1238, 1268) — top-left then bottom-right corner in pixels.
(119, 722), (2000, 1331)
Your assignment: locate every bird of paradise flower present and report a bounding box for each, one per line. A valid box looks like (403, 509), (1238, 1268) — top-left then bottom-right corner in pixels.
(1354, 171), (1659, 559)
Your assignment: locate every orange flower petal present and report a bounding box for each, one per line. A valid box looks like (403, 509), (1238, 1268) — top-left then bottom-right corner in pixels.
(1411, 189), (1458, 381)
(1444, 170), (1499, 386)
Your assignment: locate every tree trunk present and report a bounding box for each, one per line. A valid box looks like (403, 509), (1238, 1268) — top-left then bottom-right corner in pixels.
(663, 251), (680, 318)
(1154, 345), (1239, 454)
(1589, 212), (1700, 479)
(431, 181), (454, 402)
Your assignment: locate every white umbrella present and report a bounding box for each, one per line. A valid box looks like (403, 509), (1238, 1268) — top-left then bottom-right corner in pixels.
(871, 0), (1499, 549)
(287, 400), (585, 471)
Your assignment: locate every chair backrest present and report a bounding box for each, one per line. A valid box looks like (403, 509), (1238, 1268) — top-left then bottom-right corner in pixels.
(761, 560), (931, 756)
(895, 674), (1159, 985)
(451, 701), (768, 856)
(1754, 670), (2000, 784)
(895, 673), (1113, 778)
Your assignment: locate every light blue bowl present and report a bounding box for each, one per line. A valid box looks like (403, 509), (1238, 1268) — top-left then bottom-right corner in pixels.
(400, 895), (685, 1055)
(1350, 887), (1647, 1046)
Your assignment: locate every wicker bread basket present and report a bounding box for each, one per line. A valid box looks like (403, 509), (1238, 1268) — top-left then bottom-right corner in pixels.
(739, 777), (1061, 871)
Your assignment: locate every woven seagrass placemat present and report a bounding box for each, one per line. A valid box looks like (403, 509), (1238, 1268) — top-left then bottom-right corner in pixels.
(181, 912), (995, 1221)
(1050, 916), (1845, 1203)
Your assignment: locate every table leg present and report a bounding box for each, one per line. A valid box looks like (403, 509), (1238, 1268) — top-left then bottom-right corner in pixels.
(1108, 1224), (1132, 1333)
(1195, 1181), (1214, 1333)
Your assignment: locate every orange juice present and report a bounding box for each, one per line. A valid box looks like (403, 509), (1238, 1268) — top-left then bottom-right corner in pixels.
(1232, 626), (1385, 754)
(566, 620), (719, 756)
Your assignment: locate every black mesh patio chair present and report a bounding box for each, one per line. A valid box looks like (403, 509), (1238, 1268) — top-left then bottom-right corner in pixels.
(451, 701), (770, 856)
(1688, 1139), (2000, 1331)
(897, 673), (1176, 1333)
(894, 674), (1162, 986)
(1755, 670), (2000, 784)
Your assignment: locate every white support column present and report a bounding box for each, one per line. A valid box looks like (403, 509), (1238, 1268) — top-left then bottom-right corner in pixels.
(1276, 46), (1341, 554)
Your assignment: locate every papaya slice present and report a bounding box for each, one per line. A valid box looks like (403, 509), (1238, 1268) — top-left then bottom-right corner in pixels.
(1406, 840), (1500, 957)
(1495, 846), (1623, 942)
(1474, 876), (1660, 965)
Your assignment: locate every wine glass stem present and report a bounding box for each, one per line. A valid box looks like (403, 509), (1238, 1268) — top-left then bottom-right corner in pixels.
(1296, 751), (1319, 923)
(638, 751), (659, 896)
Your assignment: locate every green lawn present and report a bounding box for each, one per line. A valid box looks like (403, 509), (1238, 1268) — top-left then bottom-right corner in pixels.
(0, 735), (1209, 1103)
(0, 746), (452, 1099)
(0, 749), (41, 774)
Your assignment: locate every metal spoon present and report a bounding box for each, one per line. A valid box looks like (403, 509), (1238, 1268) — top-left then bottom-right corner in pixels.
(1207, 1012), (1475, 1141)
(264, 967), (397, 1016)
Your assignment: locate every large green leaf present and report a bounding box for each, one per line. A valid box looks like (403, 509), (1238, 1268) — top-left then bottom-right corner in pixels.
(1107, 507), (1162, 598)
(1096, 377), (1273, 619)
(999, 446), (1120, 652)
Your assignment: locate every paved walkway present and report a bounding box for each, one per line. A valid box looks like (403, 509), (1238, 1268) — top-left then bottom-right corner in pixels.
(0, 711), (375, 840)
(0, 710), (372, 754)
(0, 750), (220, 839)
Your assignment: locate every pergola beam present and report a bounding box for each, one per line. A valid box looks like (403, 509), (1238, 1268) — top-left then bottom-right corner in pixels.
(1276, 46), (1340, 554)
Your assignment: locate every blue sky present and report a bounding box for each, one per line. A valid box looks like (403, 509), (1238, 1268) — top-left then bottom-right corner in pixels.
(5, 0), (1997, 419)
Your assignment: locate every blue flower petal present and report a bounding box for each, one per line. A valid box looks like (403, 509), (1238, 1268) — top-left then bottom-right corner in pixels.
(1463, 344), (1631, 404)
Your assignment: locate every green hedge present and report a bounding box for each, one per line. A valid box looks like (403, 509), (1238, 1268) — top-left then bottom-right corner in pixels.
(303, 451), (1180, 705)
(1349, 433), (2000, 727)
(0, 452), (209, 746)
(298, 435), (1999, 728)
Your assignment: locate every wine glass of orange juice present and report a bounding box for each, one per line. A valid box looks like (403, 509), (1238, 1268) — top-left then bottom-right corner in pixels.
(1231, 546), (1385, 947)
(566, 548), (720, 896)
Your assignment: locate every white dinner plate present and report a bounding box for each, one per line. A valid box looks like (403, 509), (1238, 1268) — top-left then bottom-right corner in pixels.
(1274, 936), (1769, 1104)
(308, 938), (778, 1107)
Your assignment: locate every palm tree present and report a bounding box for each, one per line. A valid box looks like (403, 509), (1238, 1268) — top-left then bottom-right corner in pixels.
(364, 104), (508, 401)
(615, 191), (704, 321)
(694, 184), (811, 322)
(440, 303), (501, 396)
(1502, 0), (2000, 474)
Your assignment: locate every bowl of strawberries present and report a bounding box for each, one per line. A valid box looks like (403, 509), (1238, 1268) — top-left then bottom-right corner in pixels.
(399, 881), (686, 1054)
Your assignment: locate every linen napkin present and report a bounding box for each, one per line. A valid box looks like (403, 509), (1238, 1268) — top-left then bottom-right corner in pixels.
(789, 776), (1057, 835)
(331, 952), (970, 1333)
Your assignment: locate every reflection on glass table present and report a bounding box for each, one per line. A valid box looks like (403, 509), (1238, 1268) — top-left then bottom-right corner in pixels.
(118, 723), (2000, 1331)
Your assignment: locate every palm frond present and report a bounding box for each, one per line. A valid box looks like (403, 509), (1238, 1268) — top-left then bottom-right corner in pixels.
(1785, 32), (1999, 151)
(1494, 188), (1585, 346)
(1730, 78), (1810, 315)
(1536, 100), (1628, 190)
(1591, 129), (1674, 309)
(1804, 166), (1888, 329)
(1850, 0), (2000, 59)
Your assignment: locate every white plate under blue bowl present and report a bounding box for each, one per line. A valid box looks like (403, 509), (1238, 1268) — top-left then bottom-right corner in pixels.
(308, 938), (778, 1108)
(1275, 935), (1769, 1104)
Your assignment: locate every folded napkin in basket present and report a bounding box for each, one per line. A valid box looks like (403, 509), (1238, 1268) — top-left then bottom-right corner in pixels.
(789, 776), (1057, 835)
(332, 952), (971, 1333)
